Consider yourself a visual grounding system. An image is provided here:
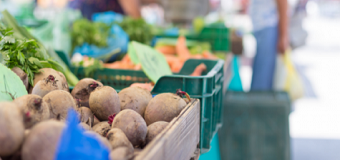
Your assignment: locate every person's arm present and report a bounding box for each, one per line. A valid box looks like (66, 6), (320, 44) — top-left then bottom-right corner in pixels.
(276, 0), (289, 54)
(118, 0), (142, 18)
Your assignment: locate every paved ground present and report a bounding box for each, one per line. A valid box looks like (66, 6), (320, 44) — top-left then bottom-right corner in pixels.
(239, 13), (340, 160)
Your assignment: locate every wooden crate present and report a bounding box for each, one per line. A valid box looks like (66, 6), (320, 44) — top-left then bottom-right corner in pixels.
(135, 99), (200, 160)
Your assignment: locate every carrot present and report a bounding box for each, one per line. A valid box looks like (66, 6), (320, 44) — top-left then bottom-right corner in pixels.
(134, 64), (142, 70)
(202, 51), (218, 60)
(156, 45), (176, 55)
(171, 60), (184, 73)
(121, 54), (131, 63)
(163, 55), (176, 68)
(176, 36), (191, 62)
(190, 63), (207, 76)
(103, 61), (122, 69)
(191, 54), (204, 59)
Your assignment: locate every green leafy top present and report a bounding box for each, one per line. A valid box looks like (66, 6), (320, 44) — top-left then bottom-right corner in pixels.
(117, 17), (156, 45)
(71, 18), (111, 52)
(0, 28), (63, 85)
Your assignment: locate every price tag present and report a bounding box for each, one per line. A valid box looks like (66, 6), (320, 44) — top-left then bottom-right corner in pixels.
(129, 41), (172, 83)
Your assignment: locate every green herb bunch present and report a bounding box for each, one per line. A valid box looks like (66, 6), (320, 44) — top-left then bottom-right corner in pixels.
(118, 17), (155, 45)
(71, 18), (111, 52)
(0, 28), (63, 85)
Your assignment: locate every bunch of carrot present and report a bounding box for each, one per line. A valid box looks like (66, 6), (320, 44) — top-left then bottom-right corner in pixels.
(103, 36), (217, 73)
(101, 36), (217, 91)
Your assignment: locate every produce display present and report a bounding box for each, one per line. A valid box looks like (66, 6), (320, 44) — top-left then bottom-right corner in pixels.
(0, 6), (229, 158)
(0, 67), (192, 159)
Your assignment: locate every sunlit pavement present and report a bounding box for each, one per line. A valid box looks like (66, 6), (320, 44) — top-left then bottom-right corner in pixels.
(239, 14), (340, 159)
(289, 15), (340, 160)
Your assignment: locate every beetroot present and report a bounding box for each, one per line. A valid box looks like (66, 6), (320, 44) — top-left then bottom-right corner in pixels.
(32, 68), (68, 93)
(71, 78), (103, 108)
(13, 95), (50, 128)
(12, 67), (28, 91)
(84, 131), (112, 151)
(118, 87), (152, 117)
(78, 107), (94, 127)
(92, 122), (111, 137)
(109, 147), (133, 160)
(111, 109), (147, 147)
(31, 75), (59, 98)
(93, 116), (100, 126)
(43, 90), (77, 120)
(106, 128), (134, 152)
(146, 121), (169, 145)
(144, 93), (186, 125)
(0, 102), (25, 157)
(21, 120), (65, 160)
(89, 86), (120, 121)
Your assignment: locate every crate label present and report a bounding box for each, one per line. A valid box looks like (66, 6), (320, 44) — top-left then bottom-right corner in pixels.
(129, 41), (172, 83)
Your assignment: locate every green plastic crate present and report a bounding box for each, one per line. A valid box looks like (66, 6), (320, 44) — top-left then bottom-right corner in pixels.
(155, 23), (230, 52)
(218, 91), (291, 160)
(57, 51), (224, 153)
(198, 23), (230, 52)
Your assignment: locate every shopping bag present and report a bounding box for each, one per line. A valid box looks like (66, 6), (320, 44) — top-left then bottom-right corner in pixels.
(54, 108), (110, 160)
(273, 50), (304, 101)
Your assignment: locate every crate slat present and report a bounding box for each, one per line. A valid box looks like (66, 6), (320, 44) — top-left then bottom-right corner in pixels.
(135, 99), (200, 160)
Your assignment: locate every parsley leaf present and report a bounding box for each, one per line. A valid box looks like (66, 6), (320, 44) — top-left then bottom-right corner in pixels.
(0, 28), (64, 86)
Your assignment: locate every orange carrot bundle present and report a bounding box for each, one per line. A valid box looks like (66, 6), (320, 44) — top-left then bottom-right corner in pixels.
(176, 36), (191, 62)
(190, 63), (207, 76)
(156, 45), (176, 55)
(103, 36), (217, 73)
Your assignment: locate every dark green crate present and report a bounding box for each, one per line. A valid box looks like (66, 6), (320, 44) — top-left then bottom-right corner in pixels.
(155, 23), (230, 52)
(57, 51), (224, 153)
(219, 91), (291, 160)
(198, 23), (230, 52)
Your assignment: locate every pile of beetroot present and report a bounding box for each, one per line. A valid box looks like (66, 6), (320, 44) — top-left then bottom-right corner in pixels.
(0, 67), (190, 160)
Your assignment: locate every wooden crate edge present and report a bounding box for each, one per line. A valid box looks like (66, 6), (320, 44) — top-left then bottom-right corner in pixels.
(135, 99), (200, 160)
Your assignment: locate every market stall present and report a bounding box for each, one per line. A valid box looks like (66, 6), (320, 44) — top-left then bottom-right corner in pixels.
(0, 1), (234, 159)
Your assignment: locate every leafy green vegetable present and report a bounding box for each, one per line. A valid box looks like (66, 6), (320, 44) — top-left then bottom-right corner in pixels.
(74, 57), (104, 77)
(189, 42), (211, 55)
(83, 58), (103, 77)
(71, 18), (111, 52)
(1, 10), (79, 86)
(0, 28), (63, 85)
(118, 17), (155, 45)
(0, 63), (28, 102)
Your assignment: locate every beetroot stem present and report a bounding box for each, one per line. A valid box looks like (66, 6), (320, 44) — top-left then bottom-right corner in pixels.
(108, 113), (116, 125)
(176, 89), (191, 102)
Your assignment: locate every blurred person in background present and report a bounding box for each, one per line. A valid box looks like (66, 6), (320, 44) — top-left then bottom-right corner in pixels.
(68, 0), (144, 19)
(246, 0), (289, 90)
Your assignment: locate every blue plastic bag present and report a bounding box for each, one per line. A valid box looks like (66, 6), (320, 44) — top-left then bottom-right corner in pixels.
(92, 11), (124, 24)
(54, 109), (110, 160)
